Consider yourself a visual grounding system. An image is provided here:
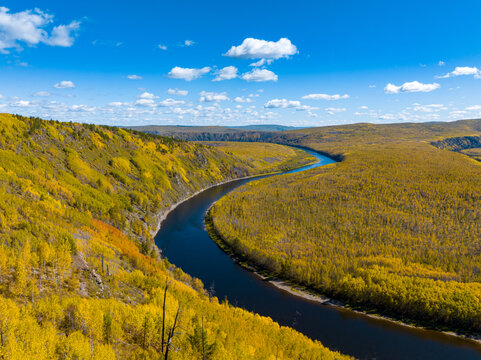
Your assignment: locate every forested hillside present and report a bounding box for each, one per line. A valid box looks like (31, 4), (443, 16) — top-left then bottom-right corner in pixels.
(209, 119), (481, 335)
(199, 141), (315, 174)
(0, 114), (347, 360)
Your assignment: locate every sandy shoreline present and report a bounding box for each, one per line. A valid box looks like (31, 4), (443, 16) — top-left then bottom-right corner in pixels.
(268, 276), (481, 344)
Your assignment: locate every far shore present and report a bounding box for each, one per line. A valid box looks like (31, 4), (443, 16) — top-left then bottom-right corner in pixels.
(205, 204), (481, 349)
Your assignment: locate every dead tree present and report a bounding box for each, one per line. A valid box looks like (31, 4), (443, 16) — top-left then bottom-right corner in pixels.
(161, 279), (171, 354)
(164, 304), (181, 360)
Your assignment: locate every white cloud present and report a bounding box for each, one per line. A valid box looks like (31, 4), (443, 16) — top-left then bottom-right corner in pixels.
(135, 98), (156, 107)
(241, 69), (278, 82)
(33, 91), (50, 97)
(70, 104), (95, 112)
(43, 20), (80, 47)
(167, 88), (188, 96)
(158, 44), (167, 50)
(249, 58), (274, 67)
(54, 80), (75, 89)
(199, 91), (229, 102)
(159, 98), (185, 107)
(302, 93), (349, 100)
(449, 110), (468, 119)
(139, 92), (157, 99)
(213, 66), (238, 81)
(224, 38), (297, 60)
(127, 75), (143, 80)
(384, 83), (399, 94)
(437, 66), (481, 79)
(369, 85), (376, 88)
(0, 7), (80, 53)
(11, 100), (32, 107)
(168, 66), (211, 81)
(384, 81), (440, 94)
(325, 107), (346, 115)
(92, 40), (122, 47)
(466, 105), (481, 111)
(234, 96), (253, 103)
(40, 100), (63, 110)
(264, 99), (300, 109)
(108, 101), (128, 107)
(379, 114), (396, 120)
(412, 104), (446, 112)
(184, 40), (194, 46)
(296, 105), (319, 111)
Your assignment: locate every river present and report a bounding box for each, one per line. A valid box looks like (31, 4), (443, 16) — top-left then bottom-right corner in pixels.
(155, 148), (481, 360)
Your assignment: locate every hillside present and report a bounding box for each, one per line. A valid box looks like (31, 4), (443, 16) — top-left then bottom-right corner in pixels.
(209, 119), (481, 335)
(0, 114), (347, 360)
(227, 124), (303, 132)
(127, 125), (247, 142)
(128, 124), (303, 141)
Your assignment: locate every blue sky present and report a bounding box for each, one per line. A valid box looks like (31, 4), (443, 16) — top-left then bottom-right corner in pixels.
(1, 1), (481, 126)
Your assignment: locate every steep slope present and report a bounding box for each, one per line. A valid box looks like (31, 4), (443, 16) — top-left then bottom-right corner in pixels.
(0, 114), (347, 360)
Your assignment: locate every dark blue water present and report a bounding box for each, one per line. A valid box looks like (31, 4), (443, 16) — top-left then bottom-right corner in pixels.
(155, 148), (481, 360)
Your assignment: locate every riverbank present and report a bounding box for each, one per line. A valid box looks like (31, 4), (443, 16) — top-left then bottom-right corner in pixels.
(205, 210), (481, 348)
(151, 156), (319, 244)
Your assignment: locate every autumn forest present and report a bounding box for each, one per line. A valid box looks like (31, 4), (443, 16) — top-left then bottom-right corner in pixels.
(0, 113), (346, 360)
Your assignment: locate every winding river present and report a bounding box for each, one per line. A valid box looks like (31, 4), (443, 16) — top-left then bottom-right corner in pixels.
(155, 148), (481, 360)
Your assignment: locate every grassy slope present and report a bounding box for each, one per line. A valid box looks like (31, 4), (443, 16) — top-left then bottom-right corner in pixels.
(0, 114), (347, 360)
(210, 119), (481, 334)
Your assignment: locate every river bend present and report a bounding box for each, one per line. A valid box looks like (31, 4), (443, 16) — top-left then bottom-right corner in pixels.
(155, 148), (481, 360)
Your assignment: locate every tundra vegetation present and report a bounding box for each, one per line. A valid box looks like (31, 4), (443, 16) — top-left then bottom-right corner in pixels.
(0, 114), (348, 360)
(209, 119), (481, 334)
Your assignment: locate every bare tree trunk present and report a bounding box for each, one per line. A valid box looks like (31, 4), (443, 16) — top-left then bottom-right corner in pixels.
(202, 316), (205, 360)
(161, 280), (171, 354)
(164, 304), (181, 360)
(40, 259), (44, 289)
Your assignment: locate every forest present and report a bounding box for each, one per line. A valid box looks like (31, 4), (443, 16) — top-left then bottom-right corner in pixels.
(0, 113), (347, 359)
(209, 119), (481, 334)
